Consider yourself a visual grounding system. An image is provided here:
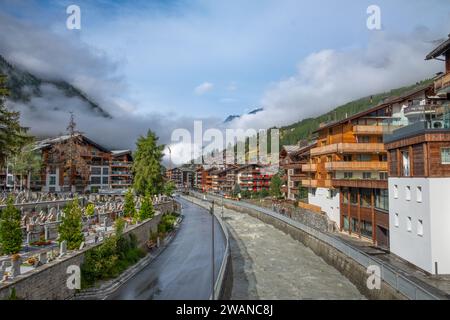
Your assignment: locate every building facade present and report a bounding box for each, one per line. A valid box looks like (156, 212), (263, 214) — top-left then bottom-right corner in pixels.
(384, 35), (450, 274)
(305, 86), (432, 247)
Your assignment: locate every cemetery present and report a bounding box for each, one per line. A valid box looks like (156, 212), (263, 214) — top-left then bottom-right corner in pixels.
(0, 190), (180, 300)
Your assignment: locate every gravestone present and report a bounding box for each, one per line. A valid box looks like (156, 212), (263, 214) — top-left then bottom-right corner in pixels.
(1, 261), (11, 273)
(38, 252), (47, 265)
(79, 241), (85, 250)
(11, 257), (21, 278)
(59, 240), (67, 257)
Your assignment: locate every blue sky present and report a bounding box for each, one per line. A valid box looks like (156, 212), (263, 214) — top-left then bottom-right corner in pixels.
(0, 0), (449, 159)
(3, 0), (449, 120)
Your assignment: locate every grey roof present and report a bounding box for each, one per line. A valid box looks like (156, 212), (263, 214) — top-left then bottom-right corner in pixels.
(426, 35), (450, 60)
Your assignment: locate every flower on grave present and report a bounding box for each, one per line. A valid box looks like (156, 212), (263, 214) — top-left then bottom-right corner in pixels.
(11, 254), (21, 262)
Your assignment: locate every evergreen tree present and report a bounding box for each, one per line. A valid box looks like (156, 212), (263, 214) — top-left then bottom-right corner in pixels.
(0, 196), (23, 255)
(58, 198), (84, 250)
(123, 189), (136, 218)
(0, 75), (31, 167)
(10, 141), (42, 190)
(163, 181), (176, 197)
(132, 130), (164, 195)
(269, 174), (283, 199)
(138, 194), (154, 221)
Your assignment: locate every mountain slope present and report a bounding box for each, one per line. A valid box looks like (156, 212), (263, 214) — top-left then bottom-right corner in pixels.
(0, 54), (111, 119)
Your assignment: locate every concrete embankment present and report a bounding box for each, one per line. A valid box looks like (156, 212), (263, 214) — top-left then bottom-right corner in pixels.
(190, 192), (439, 300)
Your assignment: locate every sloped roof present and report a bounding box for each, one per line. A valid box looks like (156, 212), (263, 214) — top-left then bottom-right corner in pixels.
(426, 35), (450, 60)
(35, 133), (110, 153)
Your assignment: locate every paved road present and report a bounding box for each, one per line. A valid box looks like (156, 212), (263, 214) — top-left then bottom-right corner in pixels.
(107, 197), (226, 300)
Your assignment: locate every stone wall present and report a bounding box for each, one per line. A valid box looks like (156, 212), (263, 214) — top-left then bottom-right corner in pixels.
(0, 200), (178, 300)
(244, 200), (333, 233)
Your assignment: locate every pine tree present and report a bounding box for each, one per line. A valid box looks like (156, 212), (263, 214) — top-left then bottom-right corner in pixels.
(123, 189), (136, 218)
(269, 174), (283, 199)
(132, 130), (164, 195)
(0, 196), (23, 255)
(0, 75), (31, 167)
(138, 194), (154, 221)
(58, 198), (84, 250)
(163, 181), (176, 197)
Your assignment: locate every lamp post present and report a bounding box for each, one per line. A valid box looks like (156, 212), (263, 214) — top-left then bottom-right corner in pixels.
(210, 200), (215, 300)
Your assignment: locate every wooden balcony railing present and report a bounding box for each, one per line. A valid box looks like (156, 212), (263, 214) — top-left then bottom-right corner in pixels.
(301, 163), (317, 172)
(310, 143), (385, 156)
(325, 161), (388, 171)
(435, 72), (450, 94)
(332, 179), (388, 189)
(301, 179), (317, 188)
(352, 125), (384, 135)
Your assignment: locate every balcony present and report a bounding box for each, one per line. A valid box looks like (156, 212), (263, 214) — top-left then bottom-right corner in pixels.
(301, 179), (318, 188)
(352, 125), (384, 135)
(301, 163), (317, 172)
(310, 143), (385, 156)
(434, 72), (450, 97)
(332, 179), (388, 189)
(325, 161), (388, 171)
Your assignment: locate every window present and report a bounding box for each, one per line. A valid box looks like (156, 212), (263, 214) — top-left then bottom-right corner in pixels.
(102, 177), (109, 185)
(327, 189), (334, 199)
(103, 167), (109, 175)
(416, 186), (422, 203)
(288, 169), (294, 175)
(356, 154), (372, 161)
(441, 148), (450, 164)
(359, 136), (370, 143)
(360, 189), (371, 208)
(361, 220), (373, 238)
(49, 176), (56, 186)
(417, 219), (424, 236)
(344, 172), (353, 179)
(407, 216), (412, 232)
(405, 186), (411, 201)
(91, 176), (101, 184)
(402, 151), (410, 176)
(394, 213), (399, 227)
(343, 155), (352, 162)
(311, 188), (316, 196)
(363, 172), (372, 179)
(379, 172), (388, 180)
(393, 185), (398, 199)
(375, 189), (389, 211)
(91, 167), (101, 175)
(379, 154), (387, 162)
(377, 136), (383, 143)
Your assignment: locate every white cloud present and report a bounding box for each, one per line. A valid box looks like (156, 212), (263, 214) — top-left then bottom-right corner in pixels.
(194, 82), (214, 95)
(229, 31), (444, 131)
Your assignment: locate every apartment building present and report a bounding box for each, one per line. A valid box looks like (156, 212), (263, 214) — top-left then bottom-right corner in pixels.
(166, 167), (183, 189)
(110, 150), (133, 190)
(306, 85), (432, 247)
(384, 35), (450, 274)
(237, 164), (273, 193)
(36, 134), (112, 193)
(280, 142), (315, 201)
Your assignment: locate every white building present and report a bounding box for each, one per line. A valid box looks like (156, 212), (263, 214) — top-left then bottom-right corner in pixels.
(385, 120), (450, 275)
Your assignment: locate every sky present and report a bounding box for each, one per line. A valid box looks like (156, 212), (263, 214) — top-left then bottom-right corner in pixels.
(0, 0), (449, 164)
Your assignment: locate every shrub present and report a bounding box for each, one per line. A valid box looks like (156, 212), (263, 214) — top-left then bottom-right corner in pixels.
(85, 203), (95, 217)
(0, 196), (22, 255)
(58, 198), (84, 250)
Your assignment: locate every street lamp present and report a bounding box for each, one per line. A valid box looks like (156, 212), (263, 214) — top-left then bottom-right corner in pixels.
(210, 200), (215, 300)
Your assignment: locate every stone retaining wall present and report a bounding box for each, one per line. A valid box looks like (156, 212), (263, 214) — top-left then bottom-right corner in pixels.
(207, 198), (405, 300)
(0, 200), (178, 300)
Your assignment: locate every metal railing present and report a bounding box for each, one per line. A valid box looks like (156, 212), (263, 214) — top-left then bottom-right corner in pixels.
(191, 191), (447, 300)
